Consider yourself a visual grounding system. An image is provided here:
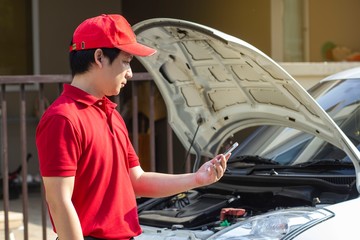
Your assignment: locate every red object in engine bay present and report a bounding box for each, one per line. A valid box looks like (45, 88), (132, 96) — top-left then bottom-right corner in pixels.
(220, 208), (246, 221)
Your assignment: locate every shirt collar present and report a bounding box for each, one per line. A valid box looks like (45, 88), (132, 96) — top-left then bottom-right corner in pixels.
(62, 84), (118, 109)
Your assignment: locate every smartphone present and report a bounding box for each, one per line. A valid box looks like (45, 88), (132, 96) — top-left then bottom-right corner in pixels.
(223, 142), (239, 155)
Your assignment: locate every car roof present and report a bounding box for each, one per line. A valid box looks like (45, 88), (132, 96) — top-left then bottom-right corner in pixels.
(322, 66), (360, 82)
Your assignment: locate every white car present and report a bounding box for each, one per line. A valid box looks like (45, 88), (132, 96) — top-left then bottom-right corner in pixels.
(132, 18), (360, 239)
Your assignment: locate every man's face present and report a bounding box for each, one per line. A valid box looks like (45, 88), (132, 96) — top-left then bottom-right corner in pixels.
(101, 50), (133, 96)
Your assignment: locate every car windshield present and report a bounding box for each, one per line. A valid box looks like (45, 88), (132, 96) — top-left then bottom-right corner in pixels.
(228, 78), (360, 166)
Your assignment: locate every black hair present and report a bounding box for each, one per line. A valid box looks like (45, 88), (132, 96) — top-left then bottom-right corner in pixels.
(69, 46), (121, 77)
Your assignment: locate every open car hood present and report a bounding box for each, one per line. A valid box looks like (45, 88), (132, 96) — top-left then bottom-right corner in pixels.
(132, 18), (360, 171)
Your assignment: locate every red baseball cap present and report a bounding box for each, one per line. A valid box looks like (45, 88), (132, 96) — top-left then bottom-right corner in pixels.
(70, 14), (156, 57)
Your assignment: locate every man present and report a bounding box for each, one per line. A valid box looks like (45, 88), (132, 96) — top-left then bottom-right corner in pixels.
(36, 14), (230, 240)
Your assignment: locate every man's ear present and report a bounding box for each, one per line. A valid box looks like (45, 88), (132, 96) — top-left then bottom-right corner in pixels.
(94, 49), (103, 66)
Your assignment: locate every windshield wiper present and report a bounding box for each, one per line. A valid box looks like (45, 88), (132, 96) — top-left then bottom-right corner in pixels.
(226, 155), (280, 175)
(229, 155), (280, 166)
(292, 159), (353, 168)
(226, 157), (354, 176)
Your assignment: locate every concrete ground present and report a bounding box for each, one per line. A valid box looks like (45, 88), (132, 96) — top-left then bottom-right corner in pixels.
(1, 191), (57, 240)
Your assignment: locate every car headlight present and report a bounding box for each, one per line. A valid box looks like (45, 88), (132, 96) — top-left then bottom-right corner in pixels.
(208, 207), (334, 240)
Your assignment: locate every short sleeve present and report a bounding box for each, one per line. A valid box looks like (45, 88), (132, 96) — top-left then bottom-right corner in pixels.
(127, 140), (140, 168)
(36, 115), (81, 177)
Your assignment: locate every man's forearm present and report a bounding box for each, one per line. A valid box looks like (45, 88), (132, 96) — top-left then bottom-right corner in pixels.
(132, 172), (199, 198)
(131, 154), (228, 198)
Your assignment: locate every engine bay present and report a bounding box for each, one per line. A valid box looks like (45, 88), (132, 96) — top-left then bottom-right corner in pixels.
(137, 174), (357, 233)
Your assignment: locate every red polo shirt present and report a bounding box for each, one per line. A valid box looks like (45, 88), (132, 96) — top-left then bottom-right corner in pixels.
(36, 84), (141, 239)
